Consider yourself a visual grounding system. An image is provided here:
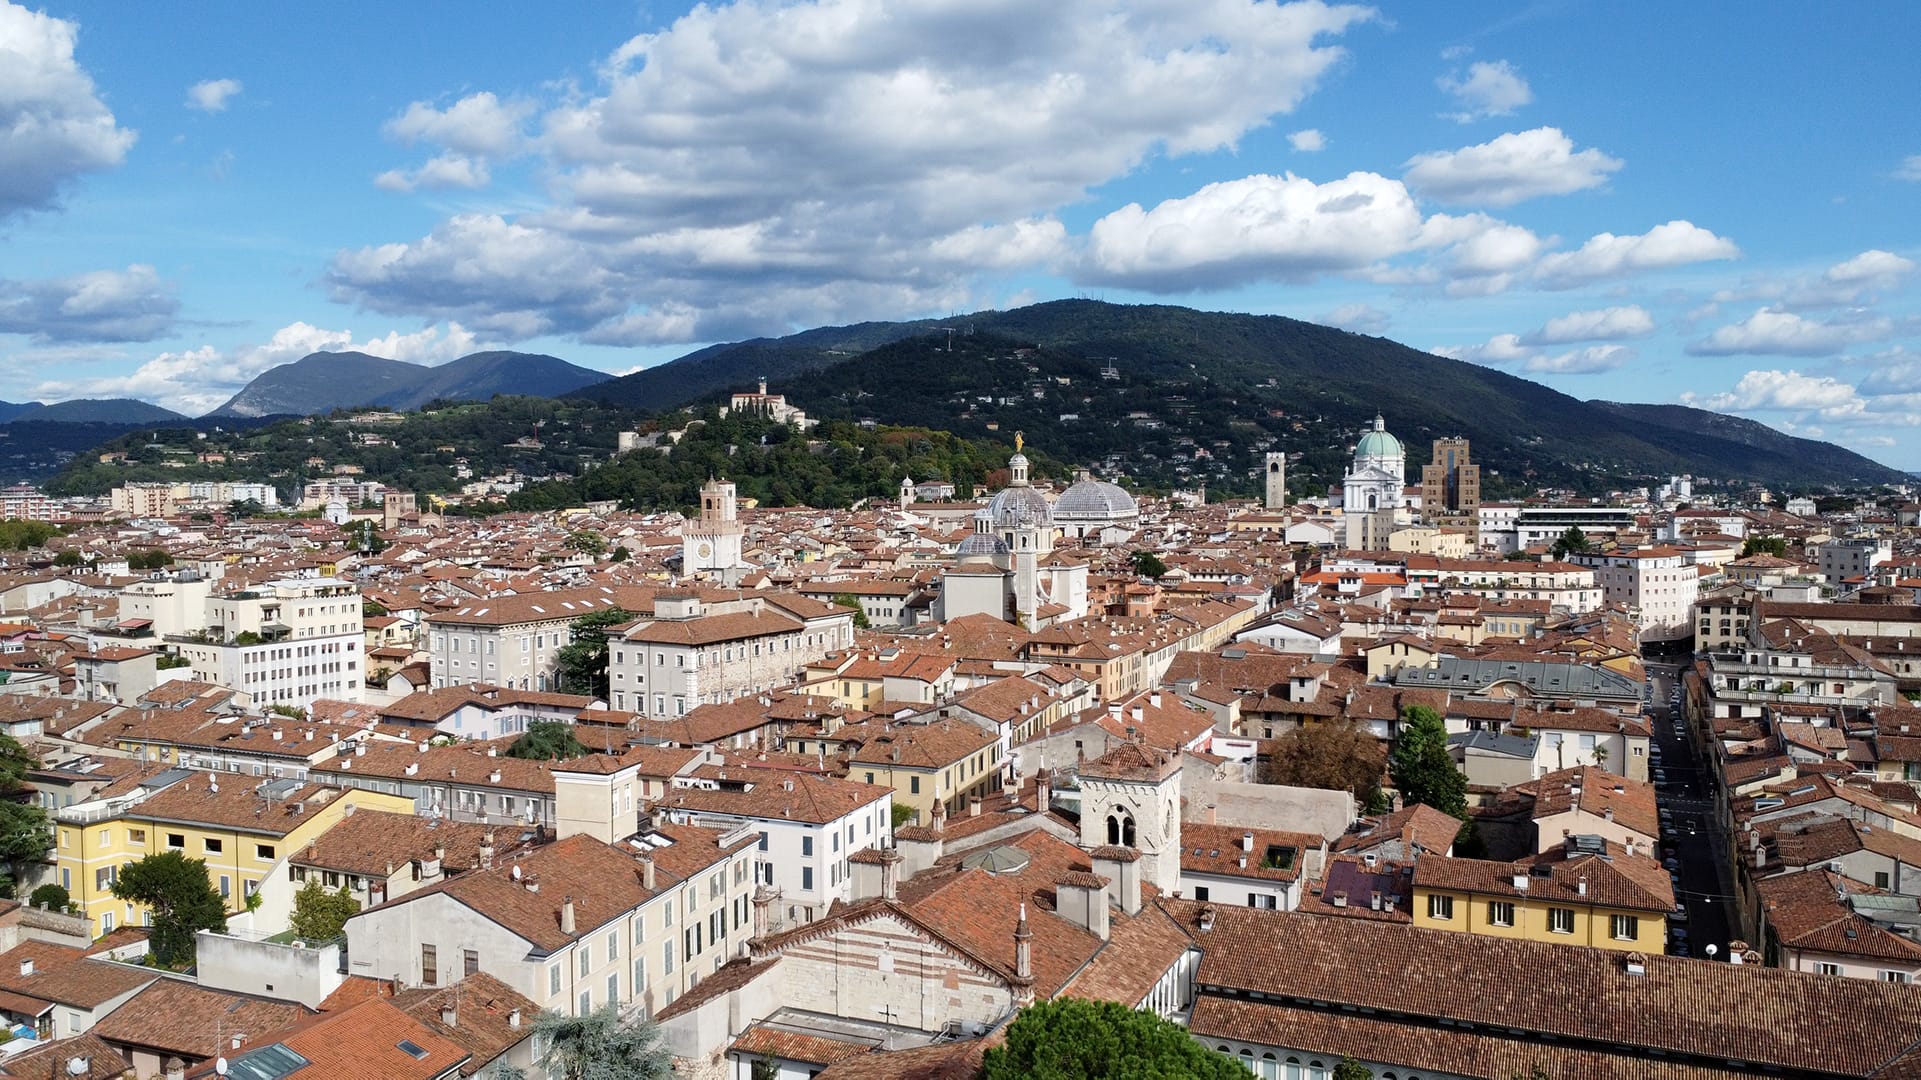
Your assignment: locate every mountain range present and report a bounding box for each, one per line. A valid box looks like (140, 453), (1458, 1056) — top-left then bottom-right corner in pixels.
(0, 398), (188, 425)
(207, 350), (610, 418)
(573, 300), (1904, 491)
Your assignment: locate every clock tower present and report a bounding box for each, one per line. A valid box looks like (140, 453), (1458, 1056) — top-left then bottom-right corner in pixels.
(682, 477), (745, 584)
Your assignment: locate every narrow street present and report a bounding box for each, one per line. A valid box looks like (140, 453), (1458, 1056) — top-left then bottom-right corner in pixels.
(1647, 660), (1739, 960)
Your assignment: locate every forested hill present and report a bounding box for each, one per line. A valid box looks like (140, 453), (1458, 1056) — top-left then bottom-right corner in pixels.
(577, 299), (1904, 493)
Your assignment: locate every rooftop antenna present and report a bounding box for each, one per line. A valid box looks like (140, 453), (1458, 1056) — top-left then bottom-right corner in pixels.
(935, 327), (957, 352)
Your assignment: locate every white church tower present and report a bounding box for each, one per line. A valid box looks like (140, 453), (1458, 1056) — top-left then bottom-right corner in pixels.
(1341, 415), (1408, 550)
(682, 477), (745, 585)
(1264, 451), (1287, 509)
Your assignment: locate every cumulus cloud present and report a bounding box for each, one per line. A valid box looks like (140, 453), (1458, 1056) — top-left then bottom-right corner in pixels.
(1685, 369), (1867, 420)
(1523, 304), (1655, 345)
(31, 320), (485, 415)
(1431, 332), (1530, 366)
(1288, 128), (1326, 152)
(0, 264), (177, 343)
(1522, 344), (1634, 374)
(374, 153), (492, 193)
(333, 0), (1376, 342)
(185, 78), (242, 112)
(1319, 302), (1388, 333)
(1687, 306), (1893, 357)
(384, 91), (530, 157)
(1436, 59), (1531, 122)
(0, 2), (137, 219)
(1404, 127), (1621, 207)
(1825, 249), (1915, 288)
(1534, 220), (1739, 288)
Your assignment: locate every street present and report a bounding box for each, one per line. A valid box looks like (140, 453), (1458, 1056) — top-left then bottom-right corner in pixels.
(1647, 660), (1739, 960)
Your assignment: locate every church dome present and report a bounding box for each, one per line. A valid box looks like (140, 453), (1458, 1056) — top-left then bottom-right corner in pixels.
(1055, 479), (1139, 523)
(1354, 415), (1402, 461)
(956, 531), (1011, 557)
(987, 483), (1052, 528)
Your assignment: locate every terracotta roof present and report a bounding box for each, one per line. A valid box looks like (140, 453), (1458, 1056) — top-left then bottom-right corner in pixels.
(390, 972), (541, 1077)
(729, 1024), (876, 1068)
(91, 979), (309, 1058)
(1180, 822), (1320, 883)
(0, 941), (155, 1009)
(292, 809), (496, 876)
(660, 766), (890, 825)
(198, 996), (471, 1079)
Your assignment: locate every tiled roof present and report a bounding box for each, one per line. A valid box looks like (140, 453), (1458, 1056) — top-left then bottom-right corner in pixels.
(213, 996), (471, 1079)
(390, 971), (541, 1077)
(1174, 901), (1921, 1075)
(91, 978), (309, 1057)
(660, 766), (890, 825)
(292, 809), (496, 875)
(0, 941), (153, 1009)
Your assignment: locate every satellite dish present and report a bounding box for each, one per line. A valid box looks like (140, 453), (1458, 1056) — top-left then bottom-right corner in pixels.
(215, 1058), (229, 1076)
(66, 1057), (89, 1077)
(1705, 944), (1719, 959)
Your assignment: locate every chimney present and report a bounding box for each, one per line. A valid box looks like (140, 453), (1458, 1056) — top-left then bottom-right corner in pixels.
(1578, 876), (1588, 897)
(1150, 692), (1162, 709)
(930, 799), (946, 835)
(479, 832), (496, 870)
(164, 1057), (187, 1080)
(441, 1004), (457, 1027)
(271, 728), (283, 742)
(18, 958), (31, 977)
(968, 796), (982, 818)
(508, 1009), (522, 1029)
(1603, 807), (1615, 822)
(1036, 768), (1052, 813)
(1241, 831), (1255, 853)
(1130, 706), (1143, 722)
(638, 855), (657, 892)
(1514, 873), (1529, 891)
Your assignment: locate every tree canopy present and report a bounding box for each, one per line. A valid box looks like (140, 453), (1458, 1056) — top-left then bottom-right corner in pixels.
(1261, 720), (1386, 804)
(982, 998), (1248, 1080)
(289, 879), (359, 941)
(507, 720), (590, 761)
(1389, 705), (1467, 819)
(1131, 551), (1169, 578)
(1741, 535), (1789, 558)
(527, 1005), (672, 1080)
(830, 593), (872, 630)
(110, 850), (228, 968)
(1549, 526), (1591, 560)
(552, 607), (634, 699)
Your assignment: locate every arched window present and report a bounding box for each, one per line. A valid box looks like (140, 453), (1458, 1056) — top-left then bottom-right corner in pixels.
(1106, 809), (1135, 847)
(1367, 492), (1378, 510)
(1262, 1053), (1279, 1079)
(1240, 1049), (1255, 1074)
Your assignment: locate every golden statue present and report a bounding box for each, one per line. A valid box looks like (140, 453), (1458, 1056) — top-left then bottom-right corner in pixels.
(1015, 431), (1024, 454)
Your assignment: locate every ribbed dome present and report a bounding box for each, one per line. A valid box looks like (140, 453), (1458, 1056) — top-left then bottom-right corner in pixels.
(1055, 479), (1139, 522)
(956, 531), (1011, 556)
(1355, 430), (1402, 459)
(987, 483), (1052, 528)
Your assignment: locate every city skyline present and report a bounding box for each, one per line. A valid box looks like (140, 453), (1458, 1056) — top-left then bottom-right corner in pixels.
(2, 2), (1919, 467)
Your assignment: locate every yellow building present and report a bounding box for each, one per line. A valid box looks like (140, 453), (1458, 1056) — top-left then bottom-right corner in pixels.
(54, 771), (413, 938)
(837, 719), (1002, 825)
(1409, 837), (1671, 954)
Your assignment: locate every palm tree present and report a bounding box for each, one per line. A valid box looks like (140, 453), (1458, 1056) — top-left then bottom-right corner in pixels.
(527, 1006), (672, 1080)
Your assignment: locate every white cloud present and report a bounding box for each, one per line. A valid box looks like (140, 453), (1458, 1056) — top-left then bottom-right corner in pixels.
(333, 0), (1377, 342)
(1686, 369), (1867, 420)
(1523, 344), (1633, 374)
(185, 78), (242, 113)
(374, 153), (492, 193)
(1403, 127), (1621, 207)
(1534, 220), (1739, 288)
(384, 91), (531, 157)
(30, 320), (485, 414)
(1687, 306), (1892, 357)
(1896, 154), (1921, 182)
(1825, 249), (1915, 288)
(1288, 128), (1326, 152)
(0, 2), (136, 219)
(0, 264), (177, 342)
(1432, 332), (1530, 366)
(1523, 304), (1654, 345)
(1319, 302), (1388, 333)
(1436, 59), (1531, 122)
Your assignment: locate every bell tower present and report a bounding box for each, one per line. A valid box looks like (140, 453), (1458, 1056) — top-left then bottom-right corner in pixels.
(1075, 737), (1183, 895)
(682, 477), (745, 584)
(1264, 452), (1287, 509)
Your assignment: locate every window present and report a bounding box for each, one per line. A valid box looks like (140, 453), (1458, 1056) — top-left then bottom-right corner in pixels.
(607, 933), (619, 962)
(1549, 908), (1575, 935)
(1882, 970), (1911, 984)
(204, 837), (224, 854)
(1610, 914), (1638, 940)
(219, 875), (231, 898)
(801, 867), (813, 892)
(577, 948), (590, 977)
(128, 828), (146, 844)
(1488, 901), (1515, 927)
(1427, 894), (1454, 921)
(422, 944), (438, 986)
(664, 940), (675, 974)
(633, 956), (647, 992)
(167, 833), (185, 850)
(801, 836), (813, 857)
(549, 964), (561, 995)
(607, 972), (620, 1003)
(464, 949), (479, 977)
(909, 776), (920, 795)
(1817, 962), (1842, 976)
(578, 990), (591, 1015)
(256, 843), (275, 861)
(758, 832), (768, 851)
(1878, 872), (1893, 890)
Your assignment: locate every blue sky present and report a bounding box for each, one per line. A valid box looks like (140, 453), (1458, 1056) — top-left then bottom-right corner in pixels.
(3, 1), (1919, 469)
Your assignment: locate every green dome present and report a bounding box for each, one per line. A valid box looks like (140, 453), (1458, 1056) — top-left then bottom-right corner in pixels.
(1355, 428), (1402, 460)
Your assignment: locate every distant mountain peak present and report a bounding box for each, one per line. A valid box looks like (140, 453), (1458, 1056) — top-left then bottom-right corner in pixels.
(206, 350), (610, 418)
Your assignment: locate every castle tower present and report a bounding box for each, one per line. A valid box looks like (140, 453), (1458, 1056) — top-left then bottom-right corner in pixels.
(682, 477), (745, 585)
(1264, 452), (1287, 510)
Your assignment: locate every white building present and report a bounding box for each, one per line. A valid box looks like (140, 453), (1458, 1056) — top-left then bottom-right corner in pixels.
(1569, 546), (1700, 644)
(608, 593), (854, 718)
(938, 441), (1090, 627)
(169, 577), (365, 708)
(656, 766), (893, 927)
(1819, 537), (1892, 588)
(682, 477), (748, 585)
(425, 584), (656, 691)
(1339, 417), (1410, 551)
